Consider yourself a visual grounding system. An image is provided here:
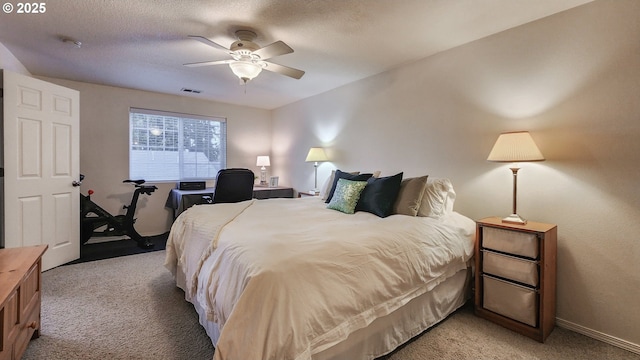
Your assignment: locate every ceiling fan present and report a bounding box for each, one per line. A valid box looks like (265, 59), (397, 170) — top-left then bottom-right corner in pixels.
(184, 30), (305, 84)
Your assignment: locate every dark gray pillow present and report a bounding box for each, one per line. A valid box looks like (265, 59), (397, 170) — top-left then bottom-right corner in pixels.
(356, 172), (403, 218)
(325, 169), (373, 203)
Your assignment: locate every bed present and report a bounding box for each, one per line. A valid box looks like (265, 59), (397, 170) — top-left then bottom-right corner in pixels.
(165, 175), (476, 360)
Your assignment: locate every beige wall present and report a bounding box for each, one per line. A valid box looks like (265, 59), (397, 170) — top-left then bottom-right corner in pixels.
(273, 0), (640, 351)
(37, 78), (272, 235)
(2, 0), (639, 352)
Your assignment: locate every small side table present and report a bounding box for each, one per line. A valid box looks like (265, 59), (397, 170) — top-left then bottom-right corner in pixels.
(252, 186), (294, 200)
(474, 217), (557, 342)
(298, 191), (319, 198)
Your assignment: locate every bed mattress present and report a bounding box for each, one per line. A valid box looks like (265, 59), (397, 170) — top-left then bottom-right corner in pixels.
(165, 197), (475, 360)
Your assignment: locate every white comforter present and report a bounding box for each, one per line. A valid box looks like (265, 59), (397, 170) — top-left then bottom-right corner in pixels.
(165, 197), (475, 360)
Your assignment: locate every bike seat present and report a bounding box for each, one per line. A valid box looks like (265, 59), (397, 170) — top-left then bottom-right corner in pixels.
(123, 179), (146, 185)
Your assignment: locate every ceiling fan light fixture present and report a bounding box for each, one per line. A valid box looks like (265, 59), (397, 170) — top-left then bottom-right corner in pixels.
(185, 31), (303, 83)
(229, 61), (263, 83)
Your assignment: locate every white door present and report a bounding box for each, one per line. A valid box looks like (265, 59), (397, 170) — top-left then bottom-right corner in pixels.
(2, 70), (80, 270)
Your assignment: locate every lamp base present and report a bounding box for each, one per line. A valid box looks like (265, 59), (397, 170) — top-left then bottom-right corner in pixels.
(260, 167), (267, 186)
(502, 214), (527, 225)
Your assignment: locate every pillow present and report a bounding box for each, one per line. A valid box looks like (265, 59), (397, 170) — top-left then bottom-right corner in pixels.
(326, 179), (368, 214)
(417, 178), (457, 218)
(325, 169), (373, 203)
(320, 170), (359, 201)
(320, 171), (336, 200)
(393, 175), (429, 216)
(356, 172), (403, 218)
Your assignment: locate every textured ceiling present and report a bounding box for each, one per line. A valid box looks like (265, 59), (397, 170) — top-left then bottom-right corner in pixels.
(0, 0), (592, 110)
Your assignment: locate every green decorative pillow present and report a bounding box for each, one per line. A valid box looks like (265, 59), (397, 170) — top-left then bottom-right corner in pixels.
(325, 169), (373, 203)
(327, 178), (368, 214)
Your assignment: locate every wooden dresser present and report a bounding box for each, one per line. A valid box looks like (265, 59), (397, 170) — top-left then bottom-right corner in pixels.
(0, 245), (47, 360)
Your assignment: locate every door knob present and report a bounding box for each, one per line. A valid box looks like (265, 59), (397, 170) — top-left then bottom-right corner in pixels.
(72, 181), (81, 187)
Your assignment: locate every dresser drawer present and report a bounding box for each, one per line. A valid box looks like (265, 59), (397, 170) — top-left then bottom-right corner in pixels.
(13, 305), (39, 360)
(483, 275), (537, 327)
(482, 250), (539, 286)
(482, 227), (539, 258)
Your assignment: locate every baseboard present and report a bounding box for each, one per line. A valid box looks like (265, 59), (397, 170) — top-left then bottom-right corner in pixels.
(556, 317), (640, 355)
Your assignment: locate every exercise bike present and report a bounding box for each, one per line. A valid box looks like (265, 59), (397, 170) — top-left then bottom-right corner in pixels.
(80, 175), (157, 249)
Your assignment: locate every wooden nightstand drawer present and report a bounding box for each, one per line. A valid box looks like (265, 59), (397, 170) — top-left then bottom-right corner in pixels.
(482, 250), (538, 286)
(482, 227), (539, 258)
(483, 275), (537, 327)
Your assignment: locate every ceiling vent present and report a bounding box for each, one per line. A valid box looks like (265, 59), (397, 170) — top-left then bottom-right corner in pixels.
(181, 88), (202, 94)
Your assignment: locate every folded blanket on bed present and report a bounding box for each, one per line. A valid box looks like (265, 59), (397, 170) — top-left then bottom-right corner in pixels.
(164, 200), (255, 300)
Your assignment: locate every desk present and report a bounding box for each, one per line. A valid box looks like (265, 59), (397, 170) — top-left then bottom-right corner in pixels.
(166, 186), (294, 218)
(165, 188), (215, 218)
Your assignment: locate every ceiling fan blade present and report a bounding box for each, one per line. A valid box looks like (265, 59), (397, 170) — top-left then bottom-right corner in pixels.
(188, 35), (230, 52)
(253, 41), (293, 60)
(184, 59), (233, 67)
(263, 61), (305, 79)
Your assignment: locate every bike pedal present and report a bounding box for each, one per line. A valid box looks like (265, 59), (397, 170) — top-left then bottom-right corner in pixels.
(137, 239), (154, 249)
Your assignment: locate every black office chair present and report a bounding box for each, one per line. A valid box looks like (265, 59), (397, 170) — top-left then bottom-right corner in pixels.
(212, 168), (255, 204)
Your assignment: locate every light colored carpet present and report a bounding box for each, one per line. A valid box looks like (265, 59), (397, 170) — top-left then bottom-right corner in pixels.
(23, 251), (639, 360)
(23, 251), (214, 360)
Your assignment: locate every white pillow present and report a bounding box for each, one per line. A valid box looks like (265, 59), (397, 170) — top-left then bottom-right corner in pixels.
(417, 178), (456, 218)
(320, 170), (336, 201)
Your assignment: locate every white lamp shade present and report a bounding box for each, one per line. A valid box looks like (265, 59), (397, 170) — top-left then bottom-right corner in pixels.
(305, 147), (328, 162)
(487, 131), (544, 162)
(229, 61), (263, 81)
(256, 155), (270, 167)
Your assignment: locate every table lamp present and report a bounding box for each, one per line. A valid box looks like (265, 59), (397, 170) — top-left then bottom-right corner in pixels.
(256, 155), (270, 185)
(305, 147), (328, 194)
(487, 131), (544, 224)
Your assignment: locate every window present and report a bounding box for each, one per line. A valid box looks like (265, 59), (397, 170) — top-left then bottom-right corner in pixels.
(129, 108), (226, 181)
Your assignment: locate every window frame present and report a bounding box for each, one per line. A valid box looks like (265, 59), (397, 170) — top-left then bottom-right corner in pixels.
(129, 107), (227, 182)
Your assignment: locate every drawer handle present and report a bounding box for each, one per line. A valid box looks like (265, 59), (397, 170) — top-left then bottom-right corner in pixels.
(27, 321), (37, 329)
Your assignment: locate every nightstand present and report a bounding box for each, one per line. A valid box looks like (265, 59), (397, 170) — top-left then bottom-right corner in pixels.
(298, 191), (319, 198)
(474, 217), (557, 342)
(253, 186), (294, 200)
